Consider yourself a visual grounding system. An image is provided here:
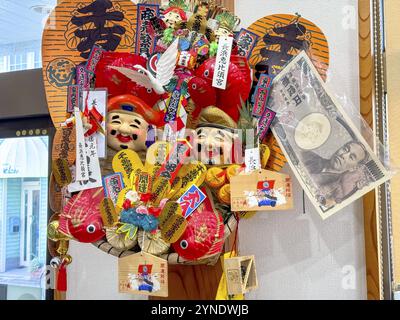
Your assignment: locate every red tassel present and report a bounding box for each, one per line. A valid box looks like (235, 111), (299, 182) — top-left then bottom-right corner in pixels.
(57, 263), (67, 292)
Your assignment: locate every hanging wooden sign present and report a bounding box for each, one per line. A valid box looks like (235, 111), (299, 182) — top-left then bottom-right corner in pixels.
(42, 0), (137, 128)
(52, 126), (76, 164)
(119, 252), (168, 297)
(248, 14), (330, 173)
(230, 169), (293, 212)
(248, 14), (330, 80)
(224, 255), (258, 295)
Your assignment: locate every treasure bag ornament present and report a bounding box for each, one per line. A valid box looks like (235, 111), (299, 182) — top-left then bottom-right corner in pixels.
(59, 187), (106, 243)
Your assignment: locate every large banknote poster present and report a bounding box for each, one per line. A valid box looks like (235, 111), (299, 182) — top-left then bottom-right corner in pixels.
(269, 51), (392, 219)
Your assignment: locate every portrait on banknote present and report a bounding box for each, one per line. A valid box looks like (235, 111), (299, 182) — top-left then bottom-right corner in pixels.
(268, 51), (392, 219)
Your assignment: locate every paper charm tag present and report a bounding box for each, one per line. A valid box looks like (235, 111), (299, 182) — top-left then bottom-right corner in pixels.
(85, 45), (104, 74)
(82, 90), (107, 159)
(136, 4), (159, 58)
(119, 252), (168, 297)
(74, 108), (89, 182)
(216, 252), (244, 300)
(136, 171), (152, 195)
(252, 74), (273, 117)
(67, 85), (81, 113)
(102, 173), (125, 205)
(177, 185), (207, 219)
(164, 90), (182, 123)
(236, 28), (259, 59)
(257, 74), (273, 88)
(52, 158), (72, 187)
(245, 148), (261, 173)
(157, 140), (192, 184)
(149, 16), (164, 38)
(52, 127), (76, 165)
(112, 150), (144, 186)
(212, 36), (234, 90)
(76, 63), (90, 91)
(224, 255), (258, 295)
(230, 169), (293, 211)
(100, 198), (119, 228)
(68, 135), (103, 193)
(163, 104), (188, 143)
(258, 108), (276, 140)
(253, 87), (271, 118)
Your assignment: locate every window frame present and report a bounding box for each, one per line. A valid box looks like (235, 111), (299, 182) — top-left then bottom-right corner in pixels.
(0, 68), (55, 300)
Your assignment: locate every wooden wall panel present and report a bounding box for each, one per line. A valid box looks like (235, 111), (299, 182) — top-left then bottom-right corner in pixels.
(384, 0), (400, 289)
(152, 263), (224, 300)
(358, 0), (381, 300)
(218, 0), (235, 12)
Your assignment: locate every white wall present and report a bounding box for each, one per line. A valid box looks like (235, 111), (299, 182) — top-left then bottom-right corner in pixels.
(236, 0), (367, 300)
(67, 0), (366, 300)
(67, 242), (147, 300)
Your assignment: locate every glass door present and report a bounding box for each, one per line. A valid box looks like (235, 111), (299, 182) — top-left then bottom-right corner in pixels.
(20, 182), (41, 268)
(0, 127), (52, 300)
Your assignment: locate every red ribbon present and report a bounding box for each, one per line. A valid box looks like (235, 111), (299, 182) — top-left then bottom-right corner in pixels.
(84, 106), (104, 137)
(56, 262), (67, 292)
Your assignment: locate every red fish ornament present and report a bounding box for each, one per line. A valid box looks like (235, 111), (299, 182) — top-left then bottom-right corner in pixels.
(172, 194), (225, 261)
(195, 55), (252, 122)
(59, 188), (106, 243)
(187, 76), (217, 119)
(95, 52), (162, 108)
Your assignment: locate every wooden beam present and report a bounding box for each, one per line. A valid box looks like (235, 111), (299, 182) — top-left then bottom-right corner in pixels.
(358, 0), (381, 300)
(218, 0), (235, 12)
(384, 0), (400, 289)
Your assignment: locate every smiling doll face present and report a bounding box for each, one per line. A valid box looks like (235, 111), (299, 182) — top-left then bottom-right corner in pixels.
(107, 111), (149, 152)
(194, 126), (236, 165)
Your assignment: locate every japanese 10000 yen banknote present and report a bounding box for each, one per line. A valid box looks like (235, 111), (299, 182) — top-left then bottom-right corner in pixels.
(267, 51), (392, 219)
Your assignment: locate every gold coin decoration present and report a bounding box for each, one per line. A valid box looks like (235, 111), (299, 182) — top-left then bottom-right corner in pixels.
(205, 167), (226, 189)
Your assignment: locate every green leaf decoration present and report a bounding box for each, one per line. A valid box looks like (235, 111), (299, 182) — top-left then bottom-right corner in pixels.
(117, 223), (138, 241)
(238, 99), (259, 147)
